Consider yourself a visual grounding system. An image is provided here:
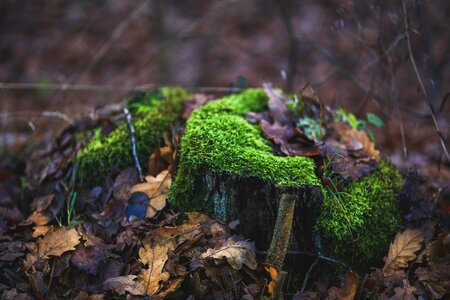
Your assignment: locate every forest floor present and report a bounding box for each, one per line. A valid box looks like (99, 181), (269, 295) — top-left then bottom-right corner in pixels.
(0, 87), (449, 299)
(1, 1), (449, 299)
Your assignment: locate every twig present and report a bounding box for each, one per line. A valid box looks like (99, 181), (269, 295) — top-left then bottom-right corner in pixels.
(0, 82), (243, 93)
(257, 249), (350, 269)
(301, 258), (319, 292)
(274, 0), (298, 92)
(123, 107), (144, 181)
(0, 110), (74, 124)
(402, 0), (450, 163)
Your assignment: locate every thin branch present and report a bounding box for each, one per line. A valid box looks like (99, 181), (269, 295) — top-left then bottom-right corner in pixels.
(274, 0), (298, 92)
(301, 258), (319, 292)
(0, 110), (74, 124)
(402, 0), (450, 163)
(0, 82), (243, 93)
(123, 107), (144, 181)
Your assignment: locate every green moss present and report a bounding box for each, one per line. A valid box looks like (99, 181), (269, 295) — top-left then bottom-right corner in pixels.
(169, 88), (402, 263)
(316, 159), (403, 262)
(77, 87), (190, 186)
(168, 89), (321, 211)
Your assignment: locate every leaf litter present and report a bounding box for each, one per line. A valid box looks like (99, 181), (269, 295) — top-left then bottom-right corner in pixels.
(1, 86), (449, 299)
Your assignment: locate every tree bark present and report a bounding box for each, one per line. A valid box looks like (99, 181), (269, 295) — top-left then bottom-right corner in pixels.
(195, 169), (323, 252)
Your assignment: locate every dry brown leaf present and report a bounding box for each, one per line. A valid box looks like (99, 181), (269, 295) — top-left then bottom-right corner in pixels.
(20, 211), (51, 226)
(329, 122), (379, 161)
(327, 270), (359, 300)
(200, 236), (257, 270)
(130, 170), (171, 218)
(103, 275), (145, 296)
(37, 226), (81, 259)
(32, 225), (50, 238)
(388, 279), (417, 300)
(137, 242), (171, 295)
(30, 194), (54, 212)
(382, 229), (424, 277)
(265, 265), (278, 295)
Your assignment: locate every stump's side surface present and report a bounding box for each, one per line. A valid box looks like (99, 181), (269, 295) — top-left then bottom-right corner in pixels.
(196, 170), (323, 249)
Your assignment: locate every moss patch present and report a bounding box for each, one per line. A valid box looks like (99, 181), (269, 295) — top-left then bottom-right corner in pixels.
(169, 88), (403, 263)
(77, 87), (190, 186)
(317, 159), (402, 262)
(168, 89), (321, 211)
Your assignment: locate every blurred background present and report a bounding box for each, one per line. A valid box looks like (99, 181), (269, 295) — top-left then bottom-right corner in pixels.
(0, 0), (449, 181)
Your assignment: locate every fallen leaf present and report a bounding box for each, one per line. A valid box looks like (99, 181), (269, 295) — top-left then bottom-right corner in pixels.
(388, 279), (416, 300)
(1, 288), (33, 300)
(30, 194), (54, 212)
(71, 244), (109, 275)
(148, 146), (174, 176)
(112, 167), (139, 203)
(130, 170), (171, 218)
(182, 93), (211, 120)
(103, 275), (145, 296)
(327, 270), (359, 300)
(137, 242), (171, 295)
(265, 265), (278, 295)
(32, 225), (50, 238)
(20, 211), (51, 226)
(263, 83), (294, 126)
(321, 123), (379, 179)
(201, 236), (257, 270)
(382, 229), (424, 277)
(37, 226), (81, 259)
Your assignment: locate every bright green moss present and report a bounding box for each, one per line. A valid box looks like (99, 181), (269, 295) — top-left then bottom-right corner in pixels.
(168, 89), (321, 211)
(169, 88), (402, 263)
(77, 87), (190, 186)
(316, 159), (403, 262)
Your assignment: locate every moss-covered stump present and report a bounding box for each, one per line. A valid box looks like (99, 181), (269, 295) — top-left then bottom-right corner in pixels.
(195, 169), (323, 251)
(169, 89), (403, 265)
(77, 87), (190, 186)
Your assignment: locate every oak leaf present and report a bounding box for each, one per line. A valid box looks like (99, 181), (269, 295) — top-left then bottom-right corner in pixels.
(130, 170), (171, 218)
(37, 226), (81, 259)
(382, 229), (424, 277)
(137, 242), (171, 295)
(200, 236), (257, 270)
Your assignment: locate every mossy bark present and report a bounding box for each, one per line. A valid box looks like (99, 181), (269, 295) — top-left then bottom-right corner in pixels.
(195, 169), (323, 252)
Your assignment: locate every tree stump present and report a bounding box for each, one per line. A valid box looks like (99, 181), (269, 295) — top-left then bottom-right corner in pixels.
(196, 170), (323, 252)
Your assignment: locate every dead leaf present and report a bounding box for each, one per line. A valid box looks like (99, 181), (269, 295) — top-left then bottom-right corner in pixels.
(200, 236), (257, 270)
(20, 211), (51, 226)
(32, 225), (50, 238)
(37, 226), (81, 259)
(327, 123), (379, 161)
(148, 146), (174, 176)
(388, 279), (417, 300)
(327, 270), (359, 300)
(265, 265), (278, 295)
(71, 244), (109, 275)
(103, 275), (145, 296)
(263, 83), (294, 126)
(112, 167), (139, 202)
(137, 242), (171, 295)
(30, 194), (54, 212)
(1, 288), (34, 300)
(182, 93), (211, 120)
(382, 229), (424, 277)
(130, 170), (171, 218)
